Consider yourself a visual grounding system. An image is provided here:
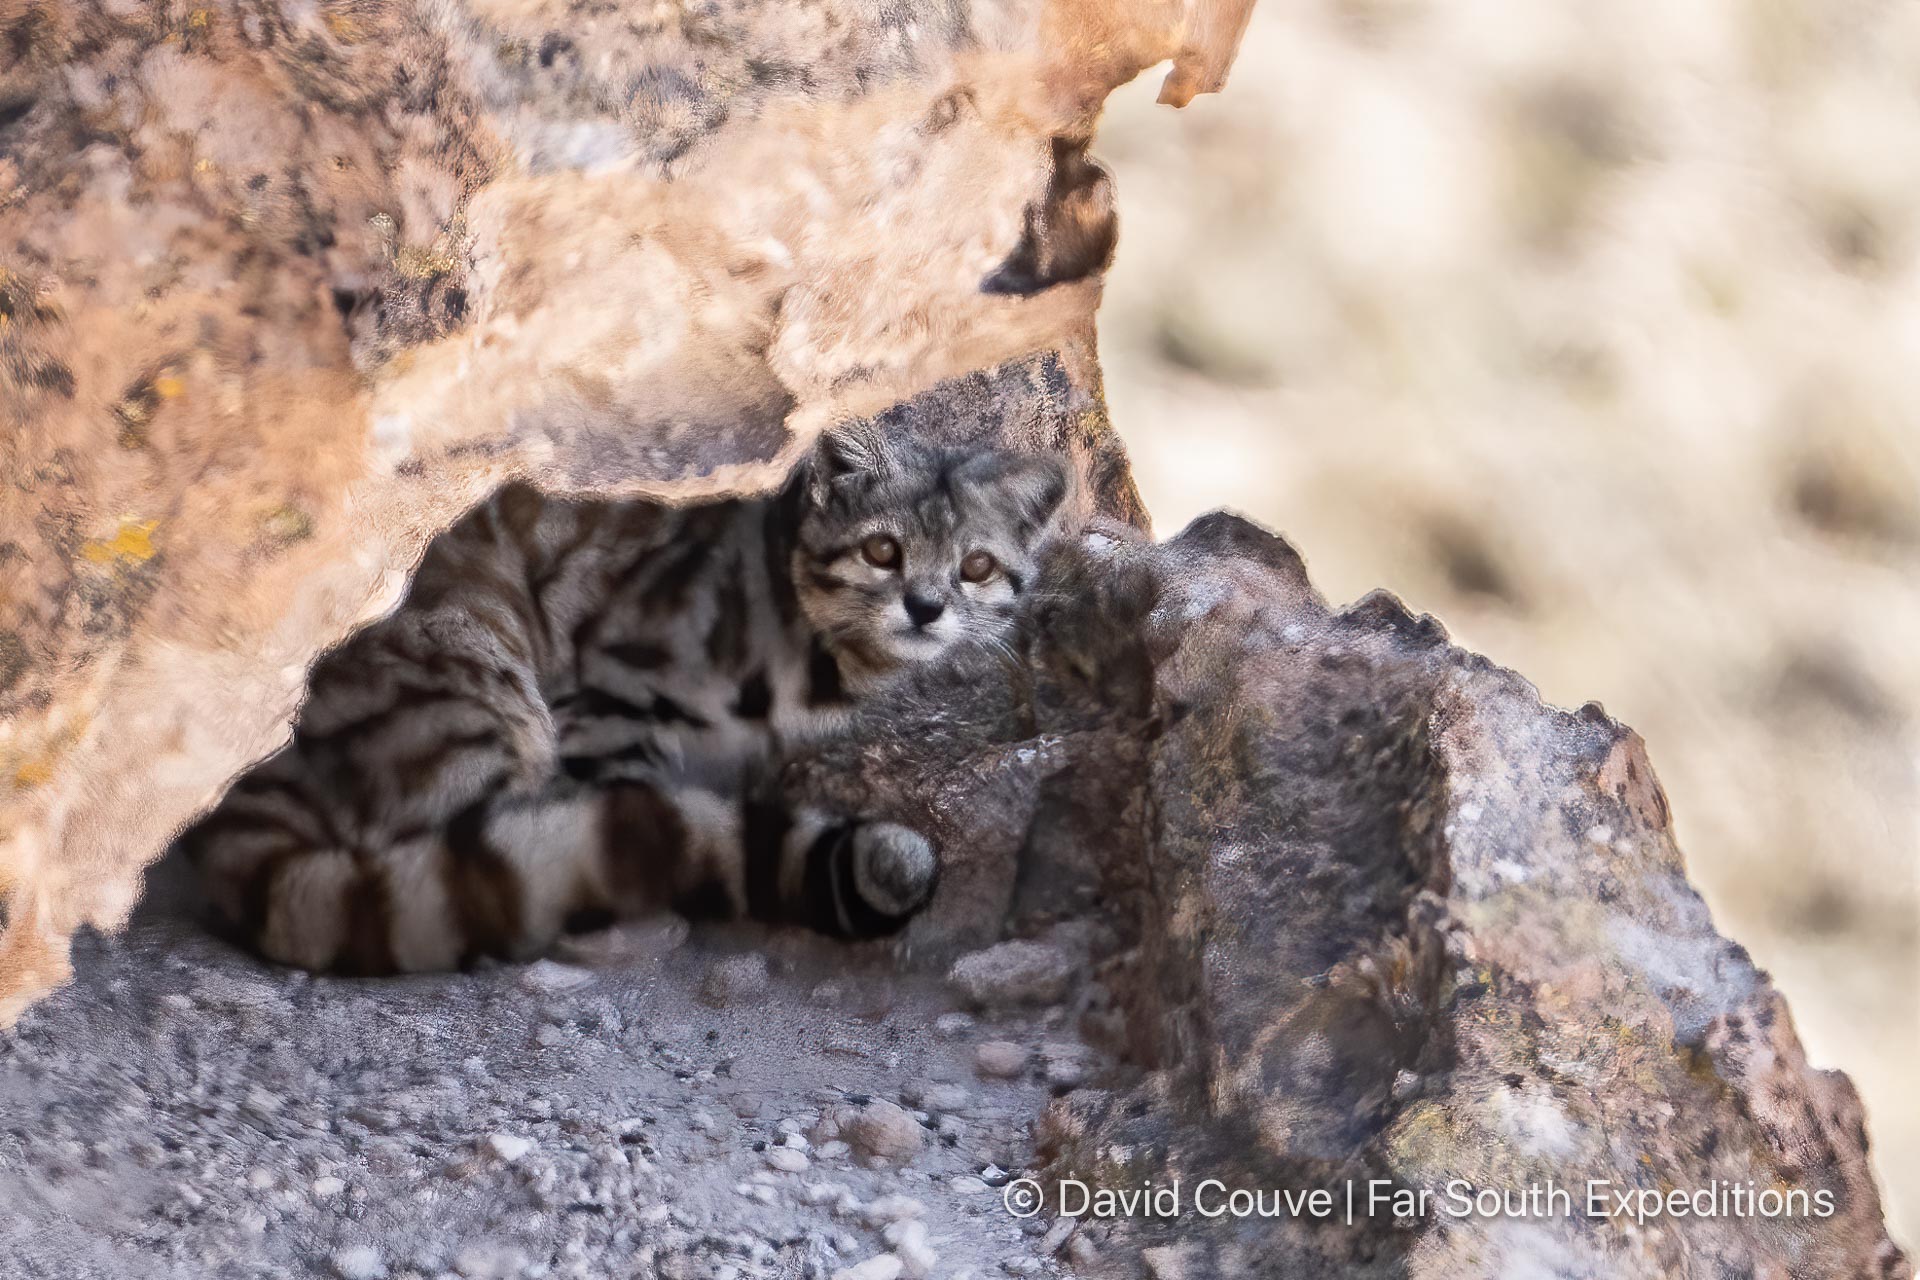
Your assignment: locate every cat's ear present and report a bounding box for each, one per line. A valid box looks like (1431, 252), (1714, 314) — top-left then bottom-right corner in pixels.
(976, 452), (1069, 536)
(809, 425), (890, 501)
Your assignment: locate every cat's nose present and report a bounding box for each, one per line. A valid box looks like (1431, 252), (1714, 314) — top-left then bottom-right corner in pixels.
(904, 594), (946, 628)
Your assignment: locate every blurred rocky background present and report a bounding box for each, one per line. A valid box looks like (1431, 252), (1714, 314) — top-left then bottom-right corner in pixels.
(1098, 0), (1919, 1244)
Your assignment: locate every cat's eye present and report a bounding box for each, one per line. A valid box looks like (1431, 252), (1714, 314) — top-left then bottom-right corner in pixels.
(960, 550), (997, 583)
(861, 535), (900, 569)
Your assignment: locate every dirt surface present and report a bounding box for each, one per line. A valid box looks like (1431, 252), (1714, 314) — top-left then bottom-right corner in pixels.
(1, 858), (1088, 1280)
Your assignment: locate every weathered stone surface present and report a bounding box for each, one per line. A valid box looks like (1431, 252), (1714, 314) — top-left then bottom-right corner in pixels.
(0, 0), (1243, 1018)
(791, 515), (1912, 1276)
(948, 939), (1076, 1008)
(817, 1097), (927, 1165)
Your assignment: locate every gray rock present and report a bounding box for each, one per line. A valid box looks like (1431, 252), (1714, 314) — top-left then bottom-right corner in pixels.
(331, 1246), (388, 1280)
(764, 1147), (810, 1174)
(946, 942), (1073, 1009)
(972, 1042), (1029, 1080)
(921, 1083), (972, 1112)
(884, 1220), (938, 1278)
(483, 1134), (533, 1165)
(517, 960), (594, 992)
(817, 1100), (925, 1164)
(452, 1241), (529, 1280)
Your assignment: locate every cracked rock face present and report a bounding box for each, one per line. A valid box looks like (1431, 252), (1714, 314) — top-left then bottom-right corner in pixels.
(789, 511), (1913, 1277)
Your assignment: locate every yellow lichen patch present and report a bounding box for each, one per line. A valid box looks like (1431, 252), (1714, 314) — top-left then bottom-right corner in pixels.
(394, 244), (457, 280)
(81, 518), (160, 566)
(12, 759), (53, 788)
(256, 503), (315, 547)
(7, 712), (90, 792)
(153, 375), (186, 400)
(323, 11), (364, 42)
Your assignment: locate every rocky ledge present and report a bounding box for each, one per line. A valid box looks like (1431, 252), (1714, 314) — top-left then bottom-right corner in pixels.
(7, 447), (1905, 1277)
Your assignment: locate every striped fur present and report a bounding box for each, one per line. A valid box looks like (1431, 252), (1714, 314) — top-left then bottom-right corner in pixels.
(183, 435), (1067, 974)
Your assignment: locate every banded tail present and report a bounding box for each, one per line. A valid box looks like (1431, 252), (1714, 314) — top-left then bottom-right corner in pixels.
(183, 768), (937, 975)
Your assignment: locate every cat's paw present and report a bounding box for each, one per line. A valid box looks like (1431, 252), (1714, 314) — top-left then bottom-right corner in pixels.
(848, 822), (939, 924)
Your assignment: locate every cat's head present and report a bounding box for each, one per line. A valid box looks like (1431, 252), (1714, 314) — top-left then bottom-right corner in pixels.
(793, 429), (1069, 678)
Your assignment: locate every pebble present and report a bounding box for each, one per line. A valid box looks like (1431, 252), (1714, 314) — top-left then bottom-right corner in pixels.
(518, 960), (594, 992)
(950, 1176), (990, 1195)
(832, 1257), (903, 1280)
(816, 1140), (851, 1160)
(330, 1245), (387, 1280)
(973, 1041), (1029, 1079)
(933, 1012), (976, 1038)
(947, 941), (1073, 1008)
(699, 954), (771, 1008)
(311, 1176), (346, 1197)
(484, 1134), (533, 1165)
(452, 1241), (529, 1280)
(884, 1220), (938, 1278)
(921, 1083), (971, 1112)
(764, 1147), (810, 1173)
(818, 1099), (923, 1162)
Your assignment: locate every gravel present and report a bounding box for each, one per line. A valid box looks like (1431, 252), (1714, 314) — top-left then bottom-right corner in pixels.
(0, 858), (1094, 1278)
